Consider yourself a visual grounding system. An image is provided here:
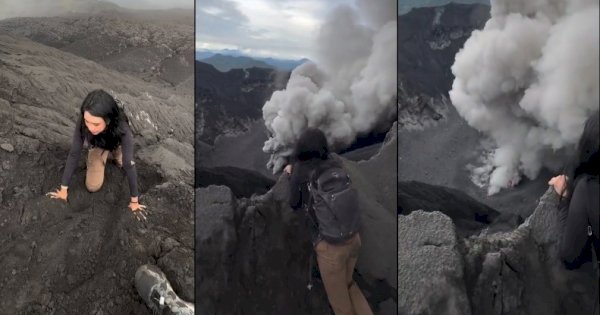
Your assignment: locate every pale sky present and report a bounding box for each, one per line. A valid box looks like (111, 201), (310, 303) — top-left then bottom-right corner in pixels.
(196, 0), (354, 60)
(0, 0), (192, 20)
(112, 0), (192, 9)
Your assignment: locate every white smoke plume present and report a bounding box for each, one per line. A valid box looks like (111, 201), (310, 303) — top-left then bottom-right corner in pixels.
(450, 0), (599, 195)
(262, 0), (397, 173)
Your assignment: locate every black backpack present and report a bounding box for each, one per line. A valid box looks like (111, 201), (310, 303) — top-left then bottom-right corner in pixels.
(307, 164), (361, 243)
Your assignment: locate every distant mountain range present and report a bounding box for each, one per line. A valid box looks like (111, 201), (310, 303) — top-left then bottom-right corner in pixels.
(196, 50), (308, 72)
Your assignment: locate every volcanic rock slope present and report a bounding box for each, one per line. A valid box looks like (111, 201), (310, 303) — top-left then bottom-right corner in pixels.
(195, 61), (289, 192)
(196, 125), (398, 315)
(397, 3), (550, 217)
(0, 32), (193, 314)
(195, 60), (289, 146)
(0, 6), (194, 91)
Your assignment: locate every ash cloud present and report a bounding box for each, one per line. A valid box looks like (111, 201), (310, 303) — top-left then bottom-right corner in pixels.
(262, 0), (397, 172)
(450, 0), (599, 195)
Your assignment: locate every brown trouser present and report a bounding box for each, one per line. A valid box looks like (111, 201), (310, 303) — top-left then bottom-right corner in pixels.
(85, 146), (122, 192)
(315, 233), (373, 315)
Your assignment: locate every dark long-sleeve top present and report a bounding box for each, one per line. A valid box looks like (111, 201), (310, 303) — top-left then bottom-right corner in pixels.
(287, 158), (339, 244)
(61, 118), (139, 197)
(558, 174), (599, 269)
(288, 161), (312, 211)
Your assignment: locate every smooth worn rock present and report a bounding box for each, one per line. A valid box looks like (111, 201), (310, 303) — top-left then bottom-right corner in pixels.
(1, 143), (14, 152)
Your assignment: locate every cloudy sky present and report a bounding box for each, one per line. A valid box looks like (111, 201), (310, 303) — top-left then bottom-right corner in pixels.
(196, 0), (355, 60)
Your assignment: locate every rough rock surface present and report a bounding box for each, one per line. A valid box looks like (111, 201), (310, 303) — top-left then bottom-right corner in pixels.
(196, 129), (398, 314)
(398, 211), (470, 315)
(195, 61), (289, 145)
(0, 31), (193, 314)
(0, 7), (194, 90)
(398, 188), (599, 315)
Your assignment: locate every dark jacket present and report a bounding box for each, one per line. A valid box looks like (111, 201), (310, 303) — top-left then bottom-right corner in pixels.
(558, 174), (599, 270)
(61, 117), (139, 197)
(287, 157), (340, 245)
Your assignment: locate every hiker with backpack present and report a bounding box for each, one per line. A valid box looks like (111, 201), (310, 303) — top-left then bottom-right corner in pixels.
(285, 128), (373, 315)
(46, 89), (149, 221)
(548, 110), (599, 270)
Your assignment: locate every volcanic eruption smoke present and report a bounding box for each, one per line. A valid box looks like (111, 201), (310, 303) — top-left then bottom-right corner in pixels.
(450, 0), (599, 195)
(262, 0), (397, 173)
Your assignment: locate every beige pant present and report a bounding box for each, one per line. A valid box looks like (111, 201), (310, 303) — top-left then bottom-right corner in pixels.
(85, 146), (122, 192)
(315, 233), (373, 315)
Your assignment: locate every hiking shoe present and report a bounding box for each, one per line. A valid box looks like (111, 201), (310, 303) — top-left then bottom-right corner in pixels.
(135, 264), (195, 315)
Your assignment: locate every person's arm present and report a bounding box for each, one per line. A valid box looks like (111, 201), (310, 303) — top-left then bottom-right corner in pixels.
(60, 118), (84, 188)
(558, 179), (591, 269)
(288, 164), (305, 210)
(121, 124), (140, 199)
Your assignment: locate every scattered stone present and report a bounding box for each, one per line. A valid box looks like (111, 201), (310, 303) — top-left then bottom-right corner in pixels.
(0, 143), (14, 152)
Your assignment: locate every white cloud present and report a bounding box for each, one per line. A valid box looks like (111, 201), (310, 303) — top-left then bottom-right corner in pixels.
(196, 0), (355, 59)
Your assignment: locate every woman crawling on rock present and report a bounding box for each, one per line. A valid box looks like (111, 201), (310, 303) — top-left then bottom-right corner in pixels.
(47, 89), (148, 220)
(549, 110), (599, 270)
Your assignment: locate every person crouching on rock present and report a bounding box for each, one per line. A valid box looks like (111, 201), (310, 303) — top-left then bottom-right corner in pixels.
(46, 89), (148, 220)
(548, 110), (599, 270)
(284, 128), (373, 315)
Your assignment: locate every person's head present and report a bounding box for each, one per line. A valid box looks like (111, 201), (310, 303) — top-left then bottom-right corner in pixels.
(572, 110), (599, 177)
(79, 89), (128, 150)
(565, 110), (599, 201)
(294, 128), (329, 161)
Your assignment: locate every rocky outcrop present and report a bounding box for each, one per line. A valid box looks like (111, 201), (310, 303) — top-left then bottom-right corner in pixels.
(398, 188), (598, 315)
(0, 32), (193, 314)
(398, 211), (471, 315)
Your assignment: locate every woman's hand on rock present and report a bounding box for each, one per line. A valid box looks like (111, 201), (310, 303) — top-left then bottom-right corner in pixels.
(548, 175), (568, 197)
(284, 164), (293, 175)
(129, 201), (148, 221)
(46, 186), (68, 202)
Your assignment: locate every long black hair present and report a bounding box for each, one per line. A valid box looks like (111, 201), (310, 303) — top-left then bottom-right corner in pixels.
(563, 110), (599, 204)
(294, 128), (330, 162)
(79, 89), (129, 151)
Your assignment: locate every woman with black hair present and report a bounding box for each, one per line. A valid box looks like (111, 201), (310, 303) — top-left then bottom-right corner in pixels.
(285, 128), (373, 315)
(548, 110), (599, 270)
(47, 89), (148, 220)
